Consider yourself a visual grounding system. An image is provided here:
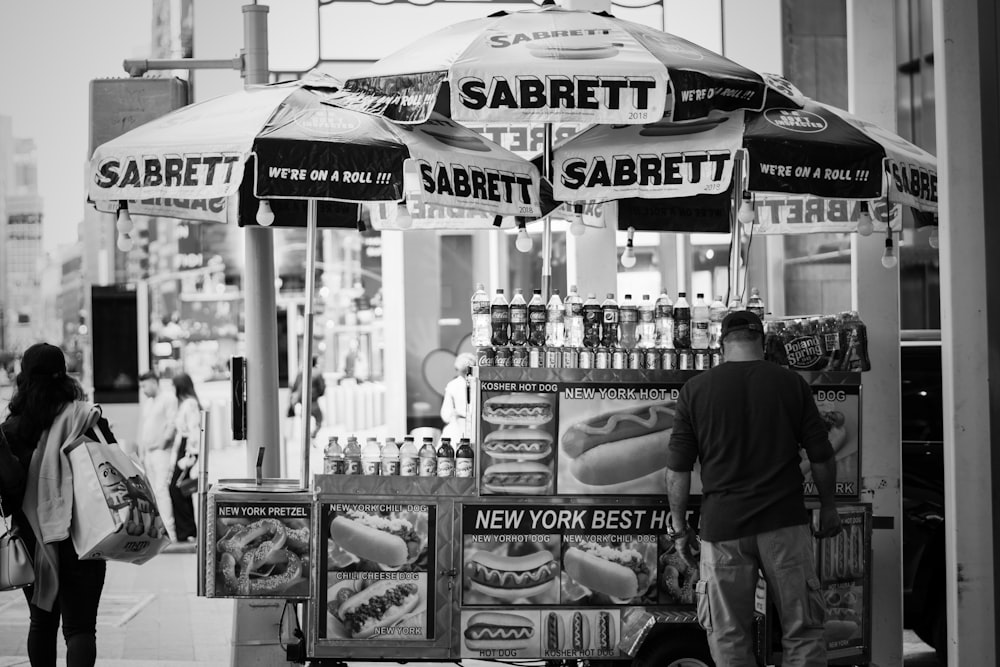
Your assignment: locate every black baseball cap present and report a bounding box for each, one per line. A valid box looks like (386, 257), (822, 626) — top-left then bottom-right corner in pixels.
(720, 310), (764, 341)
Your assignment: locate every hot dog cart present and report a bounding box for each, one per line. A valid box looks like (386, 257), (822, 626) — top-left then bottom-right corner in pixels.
(202, 363), (872, 666)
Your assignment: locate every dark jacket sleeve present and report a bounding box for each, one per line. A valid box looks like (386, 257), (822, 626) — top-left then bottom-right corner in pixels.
(0, 425), (28, 515)
(798, 376), (836, 463)
(666, 385), (699, 472)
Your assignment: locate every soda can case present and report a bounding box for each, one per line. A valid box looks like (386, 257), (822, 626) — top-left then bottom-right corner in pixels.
(512, 347), (528, 368)
(495, 347), (512, 367)
(205, 481), (312, 599)
(476, 347), (495, 367)
(561, 347), (579, 369)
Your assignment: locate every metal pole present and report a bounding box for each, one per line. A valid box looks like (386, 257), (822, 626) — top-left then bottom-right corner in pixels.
(300, 201), (318, 488)
(541, 124), (554, 299)
(729, 153), (744, 305)
(241, 4), (280, 477)
(196, 409), (210, 597)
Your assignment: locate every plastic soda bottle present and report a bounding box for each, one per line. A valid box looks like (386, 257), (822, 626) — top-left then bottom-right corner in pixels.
(490, 289), (510, 346)
(619, 294), (638, 349)
(601, 293), (620, 348)
(455, 438), (474, 478)
(582, 293), (602, 348)
(418, 437), (437, 477)
(655, 291), (674, 348)
(564, 286), (585, 347)
(399, 437), (419, 477)
(471, 283), (491, 347)
(709, 296), (727, 349)
(673, 292), (691, 349)
(343, 436), (362, 476)
(637, 295), (656, 348)
(362, 437), (381, 475)
(436, 438), (456, 477)
(323, 436), (344, 475)
(692, 293), (710, 349)
(528, 289), (546, 346)
(545, 289), (564, 347)
(509, 288), (528, 346)
(380, 437), (400, 476)
(747, 287), (766, 320)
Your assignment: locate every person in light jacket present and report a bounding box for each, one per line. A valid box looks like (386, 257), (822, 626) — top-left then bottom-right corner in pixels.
(440, 353), (476, 443)
(168, 372), (202, 542)
(0, 343), (112, 667)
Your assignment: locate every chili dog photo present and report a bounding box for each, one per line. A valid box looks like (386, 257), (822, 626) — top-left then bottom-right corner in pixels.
(561, 540), (656, 604)
(462, 536), (560, 605)
(557, 401), (674, 495)
(463, 611), (537, 652)
(328, 508), (427, 570)
(482, 393), (553, 426)
(326, 576), (427, 639)
(822, 584), (862, 646)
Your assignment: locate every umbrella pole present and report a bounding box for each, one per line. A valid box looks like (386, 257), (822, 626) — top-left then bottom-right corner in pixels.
(729, 153), (745, 305)
(541, 123), (554, 299)
(300, 200), (319, 488)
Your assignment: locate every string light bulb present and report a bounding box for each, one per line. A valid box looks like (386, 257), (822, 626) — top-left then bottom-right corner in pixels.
(116, 234), (134, 253)
(856, 202), (874, 236)
(928, 226), (940, 249)
(116, 205), (133, 235)
(256, 199), (275, 226)
(515, 224), (533, 252)
(620, 226), (637, 268)
(881, 232), (897, 269)
(737, 191), (755, 226)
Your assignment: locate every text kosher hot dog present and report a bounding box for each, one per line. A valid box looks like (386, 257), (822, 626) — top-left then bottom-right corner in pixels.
(329, 511), (422, 567)
(562, 404), (673, 486)
(563, 542), (653, 601)
(465, 549), (557, 600)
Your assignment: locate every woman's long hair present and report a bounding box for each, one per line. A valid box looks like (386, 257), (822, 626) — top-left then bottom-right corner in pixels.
(4, 371), (85, 444)
(172, 372), (202, 409)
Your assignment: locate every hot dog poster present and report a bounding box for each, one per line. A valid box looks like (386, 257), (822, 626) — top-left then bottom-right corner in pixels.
(816, 509), (868, 653)
(801, 385), (861, 498)
(319, 503), (435, 641)
(459, 608), (622, 660)
(207, 501), (311, 598)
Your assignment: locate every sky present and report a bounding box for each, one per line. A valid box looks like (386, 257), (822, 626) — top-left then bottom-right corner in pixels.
(0, 1), (152, 253)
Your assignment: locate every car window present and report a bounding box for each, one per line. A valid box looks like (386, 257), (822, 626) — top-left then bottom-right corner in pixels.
(901, 346), (944, 443)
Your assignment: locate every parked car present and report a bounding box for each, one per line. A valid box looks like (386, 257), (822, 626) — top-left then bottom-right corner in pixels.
(900, 333), (946, 663)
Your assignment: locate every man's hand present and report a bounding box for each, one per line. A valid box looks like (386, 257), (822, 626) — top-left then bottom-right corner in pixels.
(673, 525), (700, 570)
(814, 505), (842, 538)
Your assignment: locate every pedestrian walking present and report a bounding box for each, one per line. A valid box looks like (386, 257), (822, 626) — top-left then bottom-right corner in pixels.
(137, 371), (178, 542)
(169, 373), (201, 543)
(288, 356), (326, 438)
(0, 342), (114, 667)
(665, 310), (842, 667)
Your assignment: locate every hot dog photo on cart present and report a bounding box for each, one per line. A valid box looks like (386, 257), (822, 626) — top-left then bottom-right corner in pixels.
(560, 538), (657, 606)
(480, 391), (558, 495)
(462, 534), (561, 605)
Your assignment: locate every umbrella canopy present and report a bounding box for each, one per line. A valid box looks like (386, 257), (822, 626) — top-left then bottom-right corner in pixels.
(333, 2), (803, 125)
(551, 98), (938, 218)
(88, 74), (544, 225)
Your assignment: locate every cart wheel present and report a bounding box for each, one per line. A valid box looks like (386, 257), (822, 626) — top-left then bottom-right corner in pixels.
(632, 629), (714, 667)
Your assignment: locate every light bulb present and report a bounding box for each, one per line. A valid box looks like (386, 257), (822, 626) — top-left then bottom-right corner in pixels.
(117, 234), (134, 252)
(881, 236), (897, 269)
(928, 227), (940, 249)
(857, 203), (874, 236)
(737, 193), (755, 225)
(395, 205), (414, 230)
(256, 200), (275, 226)
(515, 226), (533, 252)
(116, 207), (133, 235)
(569, 216), (586, 237)
(620, 245), (636, 268)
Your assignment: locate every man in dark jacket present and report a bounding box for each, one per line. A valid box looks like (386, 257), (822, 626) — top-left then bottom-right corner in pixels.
(666, 311), (841, 667)
(287, 356), (326, 438)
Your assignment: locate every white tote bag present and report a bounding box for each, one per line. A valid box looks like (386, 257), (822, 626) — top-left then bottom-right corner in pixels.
(66, 425), (170, 563)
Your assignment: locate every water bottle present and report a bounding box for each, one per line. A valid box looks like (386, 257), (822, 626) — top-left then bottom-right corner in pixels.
(601, 293), (620, 348)
(399, 437), (419, 477)
(673, 292), (691, 349)
(619, 294), (638, 349)
(582, 293), (602, 348)
(709, 296), (727, 349)
(747, 287), (766, 320)
(545, 290), (564, 347)
(528, 289), (546, 346)
(343, 436), (362, 476)
(564, 285), (584, 347)
(691, 293), (710, 349)
(509, 288), (528, 347)
(380, 437), (400, 476)
(436, 438), (455, 477)
(490, 289), (509, 346)
(637, 295), (656, 348)
(362, 437), (382, 475)
(323, 436), (344, 475)
(655, 291), (674, 348)
(471, 283), (491, 347)
(419, 437), (438, 477)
